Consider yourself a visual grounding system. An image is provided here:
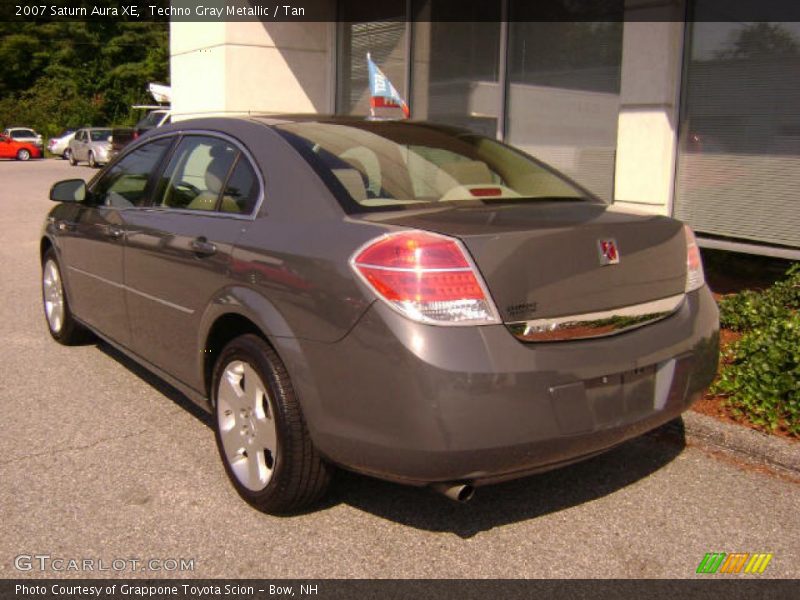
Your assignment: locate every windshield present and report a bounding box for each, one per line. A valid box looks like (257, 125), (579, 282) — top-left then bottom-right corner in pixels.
(275, 121), (593, 213)
(90, 129), (112, 142)
(136, 111), (166, 129)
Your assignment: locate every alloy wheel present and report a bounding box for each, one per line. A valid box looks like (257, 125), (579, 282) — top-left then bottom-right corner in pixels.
(216, 360), (278, 491)
(42, 259), (65, 333)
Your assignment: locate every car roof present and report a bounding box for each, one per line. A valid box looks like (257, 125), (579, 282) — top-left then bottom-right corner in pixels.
(161, 114), (474, 138)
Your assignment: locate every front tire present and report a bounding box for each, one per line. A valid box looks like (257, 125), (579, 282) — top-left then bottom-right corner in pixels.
(212, 334), (331, 514)
(16, 148), (30, 161)
(41, 249), (89, 345)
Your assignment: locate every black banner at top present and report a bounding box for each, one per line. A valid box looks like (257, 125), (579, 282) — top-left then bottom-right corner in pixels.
(1, 0), (800, 23)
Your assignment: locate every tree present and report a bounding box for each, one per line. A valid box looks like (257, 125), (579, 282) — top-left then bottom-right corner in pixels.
(0, 21), (169, 137)
(715, 23), (800, 60)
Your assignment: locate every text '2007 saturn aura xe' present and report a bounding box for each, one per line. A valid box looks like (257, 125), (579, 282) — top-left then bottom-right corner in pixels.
(41, 116), (719, 513)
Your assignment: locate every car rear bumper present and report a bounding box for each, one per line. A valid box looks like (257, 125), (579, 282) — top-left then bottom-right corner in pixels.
(293, 287), (719, 486)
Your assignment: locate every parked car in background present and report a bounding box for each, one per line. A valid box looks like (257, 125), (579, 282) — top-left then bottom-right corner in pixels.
(48, 130), (76, 159)
(68, 128), (112, 168)
(41, 116), (719, 514)
(0, 133), (42, 160)
(111, 108), (171, 158)
(2, 127), (43, 149)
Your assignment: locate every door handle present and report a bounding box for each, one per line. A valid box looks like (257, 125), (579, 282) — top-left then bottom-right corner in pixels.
(104, 226), (124, 239)
(190, 237), (217, 257)
(57, 221), (76, 232)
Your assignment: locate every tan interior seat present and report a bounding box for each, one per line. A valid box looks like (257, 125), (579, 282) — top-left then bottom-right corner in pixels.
(187, 156), (239, 212)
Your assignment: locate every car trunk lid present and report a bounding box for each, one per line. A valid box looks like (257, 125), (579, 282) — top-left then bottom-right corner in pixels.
(357, 202), (687, 326)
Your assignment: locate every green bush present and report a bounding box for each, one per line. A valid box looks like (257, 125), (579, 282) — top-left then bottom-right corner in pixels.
(717, 263), (799, 331)
(712, 263), (799, 435)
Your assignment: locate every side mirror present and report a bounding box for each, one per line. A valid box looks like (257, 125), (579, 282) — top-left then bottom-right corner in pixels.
(50, 179), (87, 203)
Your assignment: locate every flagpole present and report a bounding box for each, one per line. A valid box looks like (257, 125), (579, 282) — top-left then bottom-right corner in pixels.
(366, 52), (375, 119)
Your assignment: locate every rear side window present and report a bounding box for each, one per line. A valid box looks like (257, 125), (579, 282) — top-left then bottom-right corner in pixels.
(220, 158), (259, 214)
(153, 136), (237, 212)
(91, 138), (173, 208)
(11, 129), (35, 138)
(152, 135), (260, 215)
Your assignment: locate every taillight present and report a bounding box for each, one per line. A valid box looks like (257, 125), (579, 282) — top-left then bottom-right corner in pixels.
(684, 225), (705, 292)
(351, 230), (500, 325)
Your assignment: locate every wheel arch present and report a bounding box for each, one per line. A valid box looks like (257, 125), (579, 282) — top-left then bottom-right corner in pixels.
(197, 286), (305, 405)
(40, 236), (53, 263)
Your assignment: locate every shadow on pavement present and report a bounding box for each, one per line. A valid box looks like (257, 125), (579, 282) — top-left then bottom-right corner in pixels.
(96, 341), (213, 428)
(326, 422), (687, 538)
(95, 337), (687, 537)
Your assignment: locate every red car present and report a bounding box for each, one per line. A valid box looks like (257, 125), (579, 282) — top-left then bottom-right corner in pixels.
(0, 135), (42, 160)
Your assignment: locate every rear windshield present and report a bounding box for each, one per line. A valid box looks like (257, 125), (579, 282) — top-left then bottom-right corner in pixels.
(90, 129), (112, 142)
(275, 121), (593, 213)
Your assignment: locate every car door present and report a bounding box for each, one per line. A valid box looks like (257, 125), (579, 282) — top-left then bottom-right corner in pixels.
(56, 137), (174, 346)
(0, 136), (12, 158)
(122, 133), (262, 388)
(72, 130), (87, 161)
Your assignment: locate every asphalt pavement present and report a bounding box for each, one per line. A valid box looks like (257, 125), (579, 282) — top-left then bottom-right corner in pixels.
(0, 158), (798, 579)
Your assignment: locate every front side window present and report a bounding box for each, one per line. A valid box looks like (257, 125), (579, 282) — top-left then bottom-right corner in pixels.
(91, 137), (173, 208)
(276, 121), (590, 212)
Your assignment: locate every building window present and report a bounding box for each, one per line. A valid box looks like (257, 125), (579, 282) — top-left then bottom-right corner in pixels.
(410, 0), (502, 137)
(335, 0), (624, 202)
(336, 1), (408, 116)
(505, 3), (623, 201)
(674, 18), (800, 249)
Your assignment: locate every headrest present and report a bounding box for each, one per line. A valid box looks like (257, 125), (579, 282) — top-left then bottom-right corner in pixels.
(205, 155), (232, 195)
(440, 161), (493, 185)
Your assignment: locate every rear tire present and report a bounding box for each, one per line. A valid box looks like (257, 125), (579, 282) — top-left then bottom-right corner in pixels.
(61, 149), (70, 160)
(212, 334), (332, 514)
(41, 248), (89, 345)
(16, 148), (30, 161)
(88, 151), (97, 168)
(67, 149), (77, 166)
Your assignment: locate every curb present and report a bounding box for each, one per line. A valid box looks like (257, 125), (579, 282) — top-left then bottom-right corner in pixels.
(681, 411), (800, 474)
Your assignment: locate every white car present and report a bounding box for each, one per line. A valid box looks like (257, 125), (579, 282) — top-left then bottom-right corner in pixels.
(47, 130), (76, 159)
(67, 128), (112, 168)
(2, 127), (43, 149)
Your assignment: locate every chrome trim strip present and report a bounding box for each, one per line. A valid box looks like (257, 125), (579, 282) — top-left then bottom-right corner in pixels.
(96, 129), (265, 221)
(125, 286), (195, 315)
(68, 265), (123, 289)
(507, 293), (686, 342)
(68, 266), (194, 315)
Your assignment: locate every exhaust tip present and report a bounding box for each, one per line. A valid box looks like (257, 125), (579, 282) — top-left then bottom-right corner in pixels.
(431, 482), (475, 503)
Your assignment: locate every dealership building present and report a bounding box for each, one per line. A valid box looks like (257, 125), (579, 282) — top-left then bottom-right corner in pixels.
(170, 0), (800, 258)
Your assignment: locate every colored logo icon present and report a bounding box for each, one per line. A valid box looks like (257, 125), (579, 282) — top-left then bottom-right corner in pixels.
(696, 553), (773, 574)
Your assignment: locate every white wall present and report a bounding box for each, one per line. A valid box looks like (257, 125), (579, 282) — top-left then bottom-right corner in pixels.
(170, 21), (334, 121)
(613, 13), (685, 214)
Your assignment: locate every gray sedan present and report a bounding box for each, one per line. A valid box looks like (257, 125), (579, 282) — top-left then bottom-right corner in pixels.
(40, 116), (719, 513)
(67, 127), (112, 167)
